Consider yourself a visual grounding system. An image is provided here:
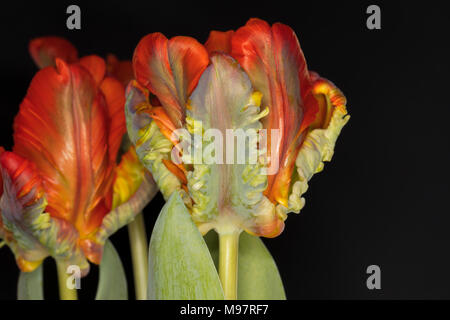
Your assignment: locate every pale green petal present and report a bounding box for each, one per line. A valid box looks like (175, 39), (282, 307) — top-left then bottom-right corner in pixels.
(186, 54), (277, 235)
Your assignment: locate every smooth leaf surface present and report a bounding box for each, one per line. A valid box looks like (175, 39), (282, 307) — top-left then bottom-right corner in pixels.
(95, 240), (128, 300)
(17, 264), (44, 300)
(204, 231), (286, 300)
(148, 192), (224, 300)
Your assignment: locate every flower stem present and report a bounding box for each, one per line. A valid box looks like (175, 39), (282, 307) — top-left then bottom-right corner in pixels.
(218, 230), (240, 300)
(128, 212), (148, 300)
(56, 260), (78, 300)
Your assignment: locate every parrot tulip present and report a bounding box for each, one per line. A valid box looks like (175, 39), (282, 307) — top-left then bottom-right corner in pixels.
(0, 37), (156, 278)
(126, 18), (349, 239)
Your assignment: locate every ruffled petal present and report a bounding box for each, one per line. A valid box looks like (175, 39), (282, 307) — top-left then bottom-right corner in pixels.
(0, 151), (89, 275)
(205, 30), (234, 54)
(186, 53), (283, 237)
(133, 33), (209, 128)
(280, 76), (349, 215)
(125, 81), (185, 201)
(29, 36), (78, 69)
(231, 18), (318, 208)
(12, 58), (116, 237)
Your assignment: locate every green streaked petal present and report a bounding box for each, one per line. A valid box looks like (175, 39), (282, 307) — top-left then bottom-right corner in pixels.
(186, 53), (279, 236)
(125, 81), (183, 201)
(0, 152), (88, 275)
(96, 171), (157, 244)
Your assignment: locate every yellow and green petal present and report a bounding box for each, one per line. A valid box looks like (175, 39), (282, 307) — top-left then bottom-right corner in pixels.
(125, 81), (187, 202)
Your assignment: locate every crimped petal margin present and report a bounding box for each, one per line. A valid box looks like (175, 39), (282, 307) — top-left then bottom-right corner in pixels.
(125, 81), (186, 201)
(231, 18), (319, 209)
(278, 77), (350, 216)
(186, 54), (283, 237)
(0, 151), (89, 275)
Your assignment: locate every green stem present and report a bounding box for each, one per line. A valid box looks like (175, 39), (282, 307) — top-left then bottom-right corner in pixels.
(56, 260), (78, 300)
(218, 230), (240, 300)
(128, 212), (148, 300)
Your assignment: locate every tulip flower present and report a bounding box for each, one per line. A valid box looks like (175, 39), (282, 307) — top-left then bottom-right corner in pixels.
(126, 18), (349, 299)
(0, 38), (156, 299)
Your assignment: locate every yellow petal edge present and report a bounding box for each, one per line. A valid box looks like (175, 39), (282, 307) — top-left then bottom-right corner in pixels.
(277, 80), (350, 218)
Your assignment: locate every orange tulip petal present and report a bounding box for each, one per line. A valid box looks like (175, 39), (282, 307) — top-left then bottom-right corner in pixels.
(13, 58), (115, 236)
(232, 18), (318, 207)
(111, 146), (146, 209)
(162, 159), (187, 185)
(100, 77), (127, 162)
(205, 30), (234, 54)
(78, 55), (107, 86)
(133, 33), (209, 127)
(29, 36), (78, 69)
(106, 54), (134, 86)
(0, 151), (90, 274)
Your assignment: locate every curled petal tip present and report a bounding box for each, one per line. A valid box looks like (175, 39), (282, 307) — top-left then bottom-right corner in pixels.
(29, 36), (78, 69)
(205, 30), (234, 54)
(133, 33), (209, 127)
(78, 55), (107, 86)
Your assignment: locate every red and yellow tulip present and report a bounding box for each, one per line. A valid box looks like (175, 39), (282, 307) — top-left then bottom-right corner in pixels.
(0, 37), (156, 275)
(125, 18), (349, 238)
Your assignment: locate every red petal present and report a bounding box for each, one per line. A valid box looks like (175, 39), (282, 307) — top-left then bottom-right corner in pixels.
(205, 30), (234, 54)
(133, 33), (209, 127)
(0, 151), (44, 204)
(13, 58), (115, 236)
(29, 36), (78, 69)
(106, 54), (134, 87)
(0, 147), (4, 196)
(78, 55), (106, 86)
(100, 77), (126, 162)
(231, 18), (318, 206)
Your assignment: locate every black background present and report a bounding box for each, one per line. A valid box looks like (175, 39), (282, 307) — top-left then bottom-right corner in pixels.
(0, 0), (449, 300)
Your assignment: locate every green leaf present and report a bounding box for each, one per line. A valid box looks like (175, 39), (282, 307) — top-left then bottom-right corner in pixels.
(17, 264), (44, 300)
(95, 240), (128, 300)
(204, 231), (286, 300)
(148, 191), (224, 300)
